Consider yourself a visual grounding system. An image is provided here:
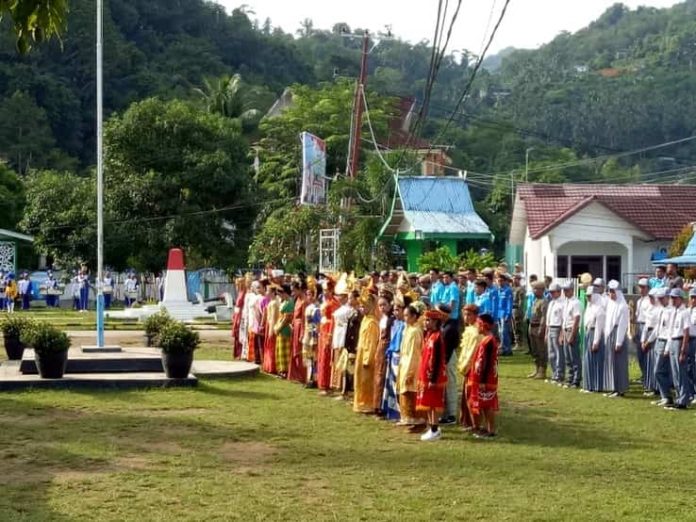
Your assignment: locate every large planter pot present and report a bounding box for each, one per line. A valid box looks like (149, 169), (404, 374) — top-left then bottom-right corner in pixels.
(3, 334), (25, 360)
(161, 351), (194, 379)
(35, 349), (69, 379)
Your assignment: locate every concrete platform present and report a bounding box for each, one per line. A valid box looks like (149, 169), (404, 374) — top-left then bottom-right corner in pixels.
(20, 347), (163, 375)
(191, 360), (259, 378)
(0, 361), (197, 391)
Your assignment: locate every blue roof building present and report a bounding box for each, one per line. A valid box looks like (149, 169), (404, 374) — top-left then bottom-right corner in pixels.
(377, 176), (492, 270)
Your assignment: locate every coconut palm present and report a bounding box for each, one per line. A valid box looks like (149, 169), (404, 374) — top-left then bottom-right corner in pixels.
(193, 74), (261, 130)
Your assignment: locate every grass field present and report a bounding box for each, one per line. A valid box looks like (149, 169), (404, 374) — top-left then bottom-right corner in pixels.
(0, 349), (694, 521)
(2, 309), (227, 330)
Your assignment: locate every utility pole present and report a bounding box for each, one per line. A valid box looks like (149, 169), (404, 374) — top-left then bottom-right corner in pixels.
(95, 0), (105, 348)
(347, 30), (370, 178)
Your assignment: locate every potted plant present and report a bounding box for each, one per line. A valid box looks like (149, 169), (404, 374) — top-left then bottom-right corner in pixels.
(143, 310), (173, 347)
(26, 322), (71, 378)
(1, 316), (33, 360)
(158, 322), (200, 378)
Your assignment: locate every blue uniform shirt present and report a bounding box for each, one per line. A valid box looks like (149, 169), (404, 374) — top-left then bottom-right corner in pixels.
(497, 284), (513, 321)
(465, 281), (476, 305)
(525, 290), (535, 320)
(474, 292), (493, 316)
(443, 282), (461, 320)
(487, 285), (499, 321)
(649, 277), (666, 289)
(430, 280), (445, 306)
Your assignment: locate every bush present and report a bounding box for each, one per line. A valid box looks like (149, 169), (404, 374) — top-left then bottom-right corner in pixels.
(24, 322), (71, 355)
(144, 310), (174, 340)
(417, 246), (459, 273)
(0, 316), (34, 338)
(158, 322), (200, 354)
(458, 248), (499, 272)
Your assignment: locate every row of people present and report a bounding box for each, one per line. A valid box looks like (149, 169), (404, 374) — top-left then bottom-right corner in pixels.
(231, 273), (502, 440)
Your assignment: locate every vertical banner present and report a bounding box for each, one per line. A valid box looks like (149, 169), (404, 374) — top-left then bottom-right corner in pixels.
(300, 131), (327, 205)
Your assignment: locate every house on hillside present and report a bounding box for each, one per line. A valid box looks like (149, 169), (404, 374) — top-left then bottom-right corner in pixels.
(378, 176), (493, 271)
(508, 183), (696, 285)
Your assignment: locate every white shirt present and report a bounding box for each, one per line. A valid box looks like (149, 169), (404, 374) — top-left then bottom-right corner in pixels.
(641, 303), (661, 343)
(635, 295), (651, 323)
(583, 300), (605, 335)
(690, 307), (696, 338)
(332, 304), (352, 349)
(562, 296), (581, 330)
(670, 305), (691, 340)
(546, 297), (565, 327)
(18, 279), (29, 294)
(655, 305), (674, 341)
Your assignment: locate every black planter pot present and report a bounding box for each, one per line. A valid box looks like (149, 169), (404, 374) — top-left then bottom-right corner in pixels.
(161, 351), (194, 379)
(35, 349), (69, 379)
(3, 334), (25, 360)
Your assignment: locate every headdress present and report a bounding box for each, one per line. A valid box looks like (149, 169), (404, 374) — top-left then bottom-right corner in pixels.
(424, 308), (449, 321)
(334, 273), (349, 295)
(359, 286), (377, 310)
(306, 275), (317, 293)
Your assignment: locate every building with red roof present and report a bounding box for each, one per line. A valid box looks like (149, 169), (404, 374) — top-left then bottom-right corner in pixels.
(508, 183), (696, 284)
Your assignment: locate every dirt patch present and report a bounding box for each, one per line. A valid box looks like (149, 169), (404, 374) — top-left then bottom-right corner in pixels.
(220, 441), (277, 470)
(132, 407), (210, 417)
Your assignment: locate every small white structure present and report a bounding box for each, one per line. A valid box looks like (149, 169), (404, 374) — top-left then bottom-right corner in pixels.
(509, 183), (696, 285)
(107, 248), (213, 322)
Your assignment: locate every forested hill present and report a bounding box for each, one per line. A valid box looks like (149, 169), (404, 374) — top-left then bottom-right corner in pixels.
(3, 0), (696, 174)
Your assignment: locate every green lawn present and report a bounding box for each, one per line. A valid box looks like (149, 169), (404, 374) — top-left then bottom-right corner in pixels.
(0, 351), (693, 521)
(3, 309), (226, 330)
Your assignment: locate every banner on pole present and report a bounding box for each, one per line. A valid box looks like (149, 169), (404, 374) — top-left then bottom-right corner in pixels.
(300, 131), (327, 205)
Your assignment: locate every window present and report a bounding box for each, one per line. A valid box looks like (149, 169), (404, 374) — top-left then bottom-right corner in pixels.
(570, 256), (603, 279)
(556, 255), (569, 278)
(607, 255), (621, 282)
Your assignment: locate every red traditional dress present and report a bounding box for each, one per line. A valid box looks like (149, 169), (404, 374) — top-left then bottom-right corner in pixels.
(416, 329), (448, 412)
(287, 295), (307, 383)
(262, 297), (279, 374)
(466, 334), (499, 415)
(317, 296), (340, 391)
(231, 289), (246, 359)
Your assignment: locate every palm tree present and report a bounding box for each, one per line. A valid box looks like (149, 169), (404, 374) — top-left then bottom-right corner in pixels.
(193, 74), (261, 129)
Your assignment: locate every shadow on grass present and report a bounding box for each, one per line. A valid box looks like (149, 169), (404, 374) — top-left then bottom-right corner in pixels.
(196, 380), (280, 400)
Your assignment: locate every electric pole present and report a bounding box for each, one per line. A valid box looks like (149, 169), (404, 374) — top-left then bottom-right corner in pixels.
(347, 30), (370, 178)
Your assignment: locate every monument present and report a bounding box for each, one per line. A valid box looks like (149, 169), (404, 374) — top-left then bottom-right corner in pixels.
(106, 247), (214, 322)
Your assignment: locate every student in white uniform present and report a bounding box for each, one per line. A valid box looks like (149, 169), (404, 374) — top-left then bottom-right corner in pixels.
(651, 288), (675, 407)
(634, 278), (651, 389)
(561, 280), (582, 388)
(664, 289), (691, 410)
(545, 282), (565, 385)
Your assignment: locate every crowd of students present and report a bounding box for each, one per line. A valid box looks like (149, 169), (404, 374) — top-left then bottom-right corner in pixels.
(231, 269), (502, 441)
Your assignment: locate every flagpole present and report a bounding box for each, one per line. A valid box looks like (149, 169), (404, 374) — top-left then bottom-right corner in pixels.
(96, 0), (105, 348)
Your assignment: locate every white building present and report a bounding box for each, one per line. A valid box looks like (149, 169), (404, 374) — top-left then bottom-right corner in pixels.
(508, 183), (696, 285)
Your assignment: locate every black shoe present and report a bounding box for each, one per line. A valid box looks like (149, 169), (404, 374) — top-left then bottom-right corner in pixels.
(304, 381), (317, 389)
(438, 416), (456, 425)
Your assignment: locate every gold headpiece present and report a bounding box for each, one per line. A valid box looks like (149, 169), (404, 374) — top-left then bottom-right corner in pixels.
(335, 273), (349, 295)
(359, 286), (377, 310)
(306, 275), (317, 293)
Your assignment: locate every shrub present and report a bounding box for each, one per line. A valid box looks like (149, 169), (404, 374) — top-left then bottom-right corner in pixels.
(25, 322), (71, 355)
(144, 310), (174, 340)
(0, 316), (33, 338)
(158, 322), (200, 354)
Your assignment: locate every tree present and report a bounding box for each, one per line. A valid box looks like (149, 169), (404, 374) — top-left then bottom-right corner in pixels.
(20, 169), (96, 266)
(0, 90), (57, 174)
(1, 0), (68, 52)
(104, 98), (255, 271)
(193, 74), (264, 131)
(0, 163), (24, 229)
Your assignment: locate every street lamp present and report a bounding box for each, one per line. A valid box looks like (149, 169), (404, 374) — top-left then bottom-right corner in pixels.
(525, 146), (536, 183)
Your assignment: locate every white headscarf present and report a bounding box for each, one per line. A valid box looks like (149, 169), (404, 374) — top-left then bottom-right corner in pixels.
(605, 280), (629, 340)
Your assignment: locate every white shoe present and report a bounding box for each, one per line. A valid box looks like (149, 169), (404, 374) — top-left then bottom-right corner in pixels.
(420, 429), (442, 442)
(652, 399), (670, 406)
(579, 389), (591, 394)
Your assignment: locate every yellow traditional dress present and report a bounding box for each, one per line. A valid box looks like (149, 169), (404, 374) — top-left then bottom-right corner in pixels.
(397, 323), (424, 423)
(352, 314), (380, 413)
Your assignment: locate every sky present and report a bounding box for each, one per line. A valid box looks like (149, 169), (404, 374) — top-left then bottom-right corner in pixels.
(219, 0), (682, 55)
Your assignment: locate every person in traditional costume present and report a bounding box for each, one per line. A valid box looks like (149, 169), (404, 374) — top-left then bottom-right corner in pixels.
(397, 302), (425, 426)
(252, 280), (268, 366)
(231, 277), (247, 359)
(417, 307), (449, 441)
(246, 281), (263, 363)
(240, 274), (256, 361)
(467, 313), (500, 438)
(262, 284), (280, 374)
(5, 273), (17, 313)
(381, 295), (409, 421)
(274, 284), (294, 378)
(581, 286), (605, 393)
(640, 288), (661, 396)
(373, 295), (394, 415)
(341, 290), (363, 398)
(603, 280), (630, 397)
(331, 274), (351, 391)
(353, 290), (380, 413)
(458, 304), (482, 430)
(288, 281), (307, 383)
(317, 277), (340, 395)
(302, 279), (321, 387)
